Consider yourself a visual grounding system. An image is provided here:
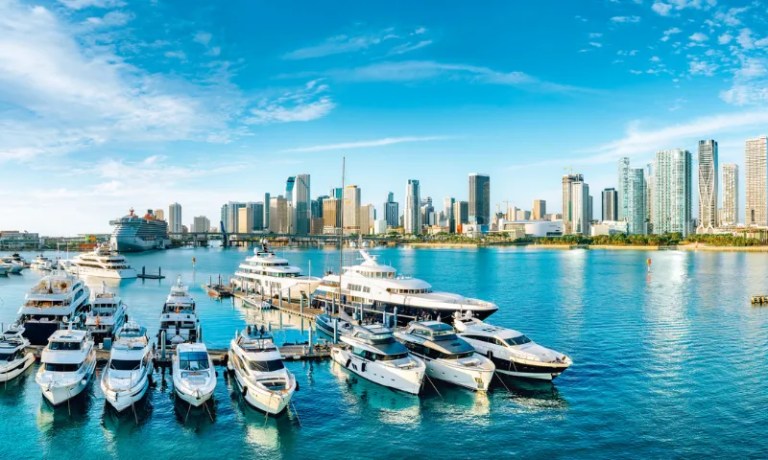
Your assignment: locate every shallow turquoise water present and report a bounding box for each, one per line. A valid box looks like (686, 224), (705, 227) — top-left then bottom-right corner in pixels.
(1, 247), (767, 459)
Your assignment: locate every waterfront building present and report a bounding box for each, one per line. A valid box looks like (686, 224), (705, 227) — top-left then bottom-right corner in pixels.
(169, 203), (182, 233)
(269, 196), (289, 234)
(421, 197), (435, 227)
(222, 201), (246, 234)
(627, 169), (646, 234)
(602, 188), (618, 222)
(515, 209), (531, 221)
(469, 173), (490, 225)
(745, 136), (768, 226)
(192, 216), (210, 233)
(532, 199), (546, 220)
(721, 164), (739, 226)
(561, 173), (583, 234)
(618, 157), (630, 222)
(238, 206), (254, 233)
(263, 193), (270, 230)
(312, 195), (328, 220)
(571, 180), (591, 235)
(359, 204), (375, 235)
(591, 220), (629, 236)
(249, 202), (264, 231)
(373, 219), (387, 234)
(652, 149), (693, 237)
(285, 176), (295, 202)
(645, 163), (654, 234)
(697, 140), (718, 233)
(292, 174), (311, 235)
(453, 200), (468, 232)
(404, 179), (421, 234)
(154, 209), (165, 221)
(384, 193), (399, 228)
(310, 218), (324, 235)
(443, 197), (455, 232)
(330, 187), (343, 199)
(322, 197), (341, 231)
(343, 185), (361, 235)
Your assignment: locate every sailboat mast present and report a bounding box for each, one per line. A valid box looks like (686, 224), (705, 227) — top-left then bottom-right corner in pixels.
(338, 156), (345, 313)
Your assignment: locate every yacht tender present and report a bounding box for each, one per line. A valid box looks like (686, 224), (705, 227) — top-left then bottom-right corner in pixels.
(172, 342), (216, 407)
(158, 277), (199, 347)
(18, 273), (90, 345)
(35, 327), (97, 405)
(101, 322), (154, 412)
(67, 244), (138, 279)
(230, 242), (320, 301)
(0, 324), (35, 382)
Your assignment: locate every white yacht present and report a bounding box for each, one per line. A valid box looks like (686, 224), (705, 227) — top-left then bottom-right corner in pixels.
(35, 327), (97, 405)
(172, 342), (216, 407)
(0, 324), (35, 383)
(313, 250), (498, 326)
(228, 325), (297, 414)
(18, 273), (90, 345)
(0, 264), (8, 277)
(158, 277), (199, 347)
(314, 313), (353, 338)
(454, 313), (572, 381)
(85, 287), (127, 342)
(30, 255), (55, 271)
(67, 244), (137, 279)
(395, 321), (495, 392)
(230, 242), (320, 301)
(101, 322), (154, 412)
(332, 324), (426, 395)
(0, 257), (24, 274)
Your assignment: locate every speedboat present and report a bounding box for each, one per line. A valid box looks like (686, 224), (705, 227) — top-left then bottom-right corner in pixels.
(18, 273), (90, 345)
(172, 342), (216, 407)
(85, 286), (127, 343)
(454, 313), (572, 381)
(395, 321), (495, 392)
(0, 324), (35, 382)
(228, 325), (296, 414)
(30, 255), (55, 271)
(158, 276), (199, 347)
(331, 323), (425, 395)
(230, 241), (320, 301)
(35, 327), (97, 405)
(67, 244), (138, 279)
(101, 322), (154, 412)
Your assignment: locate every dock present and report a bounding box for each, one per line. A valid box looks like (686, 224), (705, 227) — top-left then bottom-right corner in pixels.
(233, 291), (323, 321)
(137, 266), (165, 280)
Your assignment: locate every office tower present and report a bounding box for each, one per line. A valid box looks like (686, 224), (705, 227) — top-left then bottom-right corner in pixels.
(443, 197), (455, 232)
(154, 209), (165, 221)
(404, 179), (421, 234)
(645, 163), (654, 233)
(571, 181), (590, 235)
(697, 140), (719, 232)
(192, 216), (210, 233)
(746, 136), (768, 226)
(562, 173), (584, 234)
(384, 192), (399, 228)
(249, 202), (264, 230)
(330, 187), (343, 199)
(468, 173), (491, 225)
(220, 204), (228, 232)
(588, 195), (593, 223)
(359, 204), (374, 235)
(292, 173), (311, 235)
(532, 200), (546, 220)
(169, 203), (182, 233)
(652, 149), (693, 236)
(322, 197), (341, 230)
(269, 196), (289, 233)
(722, 164), (739, 226)
(313, 195), (328, 219)
(263, 193), (270, 229)
(237, 206), (253, 233)
(421, 200), (435, 227)
(343, 185), (361, 234)
(618, 157), (631, 221)
(453, 201), (469, 231)
(602, 188), (618, 221)
(627, 169), (646, 234)
(285, 176), (295, 202)
(222, 201), (245, 234)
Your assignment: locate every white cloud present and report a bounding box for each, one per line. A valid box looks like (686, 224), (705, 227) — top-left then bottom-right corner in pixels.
(58, 0), (125, 9)
(283, 29), (401, 60)
(193, 31), (212, 46)
(388, 40), (433, 56)
(164, 50), (187, 60)
(245, 80), (335, 124)
(611, 16), (641, 23)
(718, 33), (732, 45)
(282, 136), (452, 153)
(737, 28), (754, 50)
(589, 32), (603, 39)
(721, 58), (768, 105)
(661, 27), (681, 42)
(714, 7), (749, 27)
(589, 42), (603, 48)
(689, 32), (708, 42)
(652, 2), (673, 16)
(689, 59), (717, 75)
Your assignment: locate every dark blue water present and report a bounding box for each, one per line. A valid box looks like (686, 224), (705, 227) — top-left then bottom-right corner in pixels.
(1, 247), (767, 459)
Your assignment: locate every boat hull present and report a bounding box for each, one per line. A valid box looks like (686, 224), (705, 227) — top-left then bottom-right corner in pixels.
(101, 374), (150, 412)
(174, 386), (214, 407)
(331, 347), (423, 395)
(490, 357), (569, 381)
(0, 354), (35, 383)
(230, 365), (294, 415)
(22, 322), (61, 346)
(37, 361), (96, 406)
(422, 357), (494, 391)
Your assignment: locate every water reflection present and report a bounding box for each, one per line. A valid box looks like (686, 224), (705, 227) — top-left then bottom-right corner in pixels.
(496, 376), (568, 411)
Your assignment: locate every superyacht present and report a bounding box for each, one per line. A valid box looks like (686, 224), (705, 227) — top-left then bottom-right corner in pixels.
(158, 277), (199, 347)
(110, 208), (170, 253)
(18, 273), (90, 345)
(67, 244), (137, 279)
(84, 286), (127, 343)
(230, 241), (320, 301)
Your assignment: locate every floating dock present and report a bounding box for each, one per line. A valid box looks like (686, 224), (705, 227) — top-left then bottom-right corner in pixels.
(137, 266), (165, 280)
(233, 291), (323, 321)
(751, 295), (768, 305)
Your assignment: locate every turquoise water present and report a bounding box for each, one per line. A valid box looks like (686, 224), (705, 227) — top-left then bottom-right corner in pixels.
(1, 247), (767, 459)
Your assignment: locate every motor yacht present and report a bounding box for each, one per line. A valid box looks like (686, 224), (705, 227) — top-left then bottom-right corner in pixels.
(394, 321), (495, 392)
(35, 327), (97, 405)
(332, 323), (426, 395)
(228, 325), (296, 414)
(85, 286), (127, 343)
(314, 313), (353, 338)
(67, 244), (137, 279)
(453, 313), (572, 381)
(158, 276), (199, 347)
(0, 257), (24, 274)
(30, 255), (55, 271)
(0, 264), (8, 277)
(172, 342), (216, 407)
(9, 253), (30, 268)
(313, 250), (498, 326)
(0, 324), (35, 383)
(230, 241), (320, 301)
(101, 322), (154, 412)
(18, 273), (90, 345)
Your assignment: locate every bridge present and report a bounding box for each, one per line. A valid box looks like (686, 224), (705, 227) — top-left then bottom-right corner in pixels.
(169, 231), (398, 248)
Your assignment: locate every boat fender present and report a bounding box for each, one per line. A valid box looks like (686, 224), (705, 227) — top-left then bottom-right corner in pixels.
(345, 359), (351, 368)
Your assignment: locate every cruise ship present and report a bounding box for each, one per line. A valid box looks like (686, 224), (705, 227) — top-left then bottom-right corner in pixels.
(67, 244), (137, 279)
(230, 242), (321, 301)
(109, 208), (170, 253)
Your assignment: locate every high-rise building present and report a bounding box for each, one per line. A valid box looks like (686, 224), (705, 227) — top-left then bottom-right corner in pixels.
(285, 176), (295, 202)
(330, 187), (343, 199)
(746, 136), (768, 226)
(263, 193), (270, 229)
(292, 174), (311, 235)
(312, 195), (328, 220)
(602, 188), (618, 221)
(618, 157), (631, 221)
(269, 196), (289, 233)
(468, 173), (490, 225)
(627, 169), (646, 234)
(697, 140), (718, 232)
(237, 206), (253, 233)
(722, 164), (739, 226)
(443, 197), (455, 232)
(562, 173), (583, 234)
(221, 201), (245, 234)
(421, 199), (435, 227)
(248, 202), (264, 230)
(192, 216), (210, 233)
(359, 204), (374, 235)
(154, 209), (165, 221)
(645, 163), (654, 233)
(652, 149), (692, 236)
(322, 197), (341, 231)
(343, 185), (361, 234)
(169, 203), (182, 233)
(532, 200), (546, 220)
(404, 179), (421, 234)
(454, 201), (468, 231)
(384, 192), (399, 228)
(571, 181), (590, 235)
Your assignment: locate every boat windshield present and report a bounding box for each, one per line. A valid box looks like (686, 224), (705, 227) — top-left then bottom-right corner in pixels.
(0, 352), (17, 362)
(248, 359), (284, 372)
(110, 359), (141, 371)
(179, 352), (210, 371)
(377, 352), (409, 361)
(444, 351), (475, 360)
(44, 362), (80, 372)
(504, 335), (532, 346)
(49, 341), (81, 351)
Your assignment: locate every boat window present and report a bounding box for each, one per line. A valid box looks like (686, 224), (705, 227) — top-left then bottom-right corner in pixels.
(44, 362), (80, 372)
(444, 351), (474, 360)
(378, 352), (408, 361)
(110, 359), (141, 370)
(248, 359), (285, 372)
(179, 352), (210, 370)
(49, 341), (82, 351)
(0, 352), (17, 362)
(504, 335), (532, 346)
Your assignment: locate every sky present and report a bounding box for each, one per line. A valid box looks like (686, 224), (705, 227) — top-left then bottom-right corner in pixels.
(2, 0), (768, 235)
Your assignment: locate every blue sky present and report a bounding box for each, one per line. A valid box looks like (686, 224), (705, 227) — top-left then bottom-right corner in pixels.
(2, 0), (768, 234)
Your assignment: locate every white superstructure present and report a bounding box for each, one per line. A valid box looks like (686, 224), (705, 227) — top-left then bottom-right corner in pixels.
(158, 277), (199, 347)
(231, 242), (320, 301)
(101, 322), (154, 412)
(18, 273), (90, 345)
(68, 244), (137, 279)
(35, 328), (97, 405)
(0, 324), (35, 383)
(85, 286), (127, 342)
(30, 255), (55, 271)
(172, 342), (216, 407)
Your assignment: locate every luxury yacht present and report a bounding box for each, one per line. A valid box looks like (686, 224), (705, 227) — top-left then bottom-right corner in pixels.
(18, 273), (90, 345)
(313, 250), (498, 326)
(67, 244), (137, 279)
(454, 313), (572, 381)
(230, 241), (320, 301)
(85, 287), (127, 343)
(9, 253), (30, 268)
(228, 325), (296, 414)
(158, 277), (199, 347)
(314, 313), (353, 338)
(332, 324), (426, 395)
(0, 324), (35, 383)
(30, 255), (55, 271)
(0, 257), (24, 274)
(35, 327), (97, 405)
(172, 342), (216, 407)
(395, 321), (495, 392)
(101, 322), (154, 412)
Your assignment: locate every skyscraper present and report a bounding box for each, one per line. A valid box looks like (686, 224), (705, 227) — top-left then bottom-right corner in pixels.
(359, 204), (374, 235)
(745, 136), (768, 226)
(269, 196), (289, 233)
(697, 140), (718, 232)
(532, 200), (546, 220)
(468, 173), (490, 225)
(237, 206), (253, 233)
(443, 197), (455, 232)
(248, 202), (264, 230)
(571, 180), (590, 235)
(453, 201), (468, 232)
(154, 209), (165, 221)
(292, 174), (311, 235)
(561, 173), (583, 234)
(722, 164), (739, 226)
(602, 188), (618, 221)
(384, 192), (399, 228)
(169, 202), (182, 233)
(652, 149), (692, 236)
(192, 216), (210, 233)
(404, 179), (421, 234)
(627, 169), (646, 234)
(285, 176), (295, 202)
(343, 185), (361, 234)
(263, 193), (270, 229)
(322, 197), (341, 231)
(618, 157), (631, 221)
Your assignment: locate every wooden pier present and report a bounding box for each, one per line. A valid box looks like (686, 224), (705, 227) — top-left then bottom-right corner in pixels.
(233, 291), (323, 321)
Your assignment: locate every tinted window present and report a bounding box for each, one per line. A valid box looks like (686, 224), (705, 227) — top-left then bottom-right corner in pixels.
(0, 352), (16, 362)
(45, 363), (80, 372)
(110, 359), (141, 371)
(504, 335), (532, 346)
(179, 352), (210, 370)
(248, 359), (285, 372)
(49, 341), (81, 351)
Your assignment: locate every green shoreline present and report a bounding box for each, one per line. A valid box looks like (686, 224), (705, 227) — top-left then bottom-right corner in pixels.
(403, 242), (768, 252)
